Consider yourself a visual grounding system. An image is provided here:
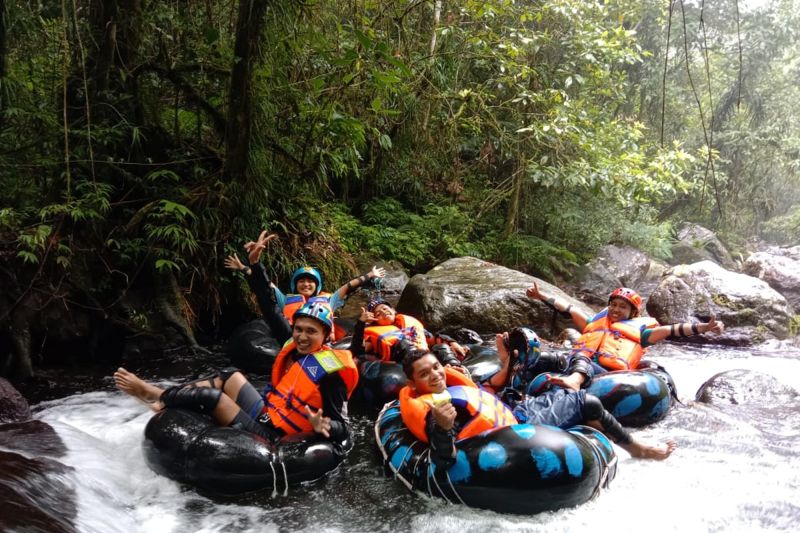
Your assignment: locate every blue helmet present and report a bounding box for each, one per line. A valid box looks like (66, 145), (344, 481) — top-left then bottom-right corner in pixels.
(508, 327), (542, 391)
(293, 301), (334, 333)
(290, 266), (323, 295)
(508, 327), (541, 369)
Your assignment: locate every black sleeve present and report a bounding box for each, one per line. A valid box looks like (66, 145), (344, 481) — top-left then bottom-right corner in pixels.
(350, 321), (366, 359)
(248, 263), (292, 344)
(319, 373), (350, 442)
(425, 411), (456, 469)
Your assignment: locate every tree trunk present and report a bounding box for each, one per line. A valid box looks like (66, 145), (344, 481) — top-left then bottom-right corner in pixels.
(155, 270), (208, 355)
(223, 0), (269, 185)
(89, 0), (118, 94)
(0, 0), (8, 128)
(421, 0), (443, 133)
(503, 159), (524, 239)
(10, 315), (34, 380)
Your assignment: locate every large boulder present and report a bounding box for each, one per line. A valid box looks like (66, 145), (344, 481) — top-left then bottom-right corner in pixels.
(743, 247), (800, 311)
(693, 369), (800, 443)
(637, 259), (669, 299)
(0, 378), (30, 423)
(396, 257), (594, 337)
(646, 261), (793, 346)
(695, 369), (799, 407)
(670, 223), (736, 270)
(574, 245), (652, 306)
(0, 420), (77, 532)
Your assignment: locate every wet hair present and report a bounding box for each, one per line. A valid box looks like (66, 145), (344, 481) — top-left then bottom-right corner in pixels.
(401, 348), (435, 379)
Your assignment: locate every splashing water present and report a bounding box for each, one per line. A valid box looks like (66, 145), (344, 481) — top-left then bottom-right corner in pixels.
(13, 344), (800, 532)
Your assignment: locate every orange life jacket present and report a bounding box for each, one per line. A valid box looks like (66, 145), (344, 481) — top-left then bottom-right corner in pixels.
(399, 367), (517, 443)
(264, 339), (358, 435)
(572, 309), (659, 370)
(363, 314), (429, 361)
(282, 292), (333, 324)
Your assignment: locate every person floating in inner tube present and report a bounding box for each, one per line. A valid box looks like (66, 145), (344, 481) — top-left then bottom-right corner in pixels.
(224, 230), (385, 339)
(401, 348), (677, 469)
(350, 297), (469, 363)
(114, 301), (358, 443)
(398, 348), (517, 469)
(526, 282), (725, 390)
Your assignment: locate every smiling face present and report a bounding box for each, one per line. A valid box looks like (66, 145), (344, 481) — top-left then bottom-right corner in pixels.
(292, 316), (326, 354)
(409, 353), (446, 395)
(372, 303), (397, 326)
(295, 276), (318, 297)
(608, 297), (635, 322)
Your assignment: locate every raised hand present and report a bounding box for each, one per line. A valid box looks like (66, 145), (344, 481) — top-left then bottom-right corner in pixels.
(705, 315), (725, 334)
(370, 266), (386, 279)
(359, 306), (376, 324)
(244, 230), (277, 264)
(224, 253), (246, 272)
(526, 281), (545, 301)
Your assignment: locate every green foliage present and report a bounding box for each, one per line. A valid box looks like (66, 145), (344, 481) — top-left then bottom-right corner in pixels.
(329, 199), (486, 271)
(144, 200), (199, 272)
(1, 0), (797, 339)
(761, 205), (800, 245)
(496, 234), (578, 279)
(16, 224), (52, 265)
(615, 220), (674, 261)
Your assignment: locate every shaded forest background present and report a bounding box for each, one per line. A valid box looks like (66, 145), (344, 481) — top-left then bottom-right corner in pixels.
(1, 0), (798, 378)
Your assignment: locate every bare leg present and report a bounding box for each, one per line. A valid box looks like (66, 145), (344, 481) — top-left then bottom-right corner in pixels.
(586, 419), (677, 461)
(114, 367), (165, 412)
(211, 394), (243, 426)
(619, 438), (678, 461)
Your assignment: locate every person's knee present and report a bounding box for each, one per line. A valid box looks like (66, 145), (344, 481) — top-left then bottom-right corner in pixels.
(584, 394), (631, 445)
(582, 393), (605, 420)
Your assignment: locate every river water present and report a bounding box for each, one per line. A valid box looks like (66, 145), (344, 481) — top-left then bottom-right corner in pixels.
(7, 342), (800, 532)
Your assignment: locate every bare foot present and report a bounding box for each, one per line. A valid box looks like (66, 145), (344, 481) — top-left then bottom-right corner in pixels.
(114, 368), (165, 412)
(547, 372), (584, 392)
(622, 438), (678, 461)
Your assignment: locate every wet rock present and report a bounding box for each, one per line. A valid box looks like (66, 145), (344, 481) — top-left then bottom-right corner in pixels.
(744, 247), (800, 311)
(0, 419), (67, 458)
(637, 259), (669, 300)
(574, 245), (652, 306)
(670, 223), (736, 270)
(435, 327), (483, 345)
(0, 377), (31, 423)
(0, 420), (77, 532)
(396, 256), (595, 337)
(646, 260), (793, 346)
(695, 369), (800, 407)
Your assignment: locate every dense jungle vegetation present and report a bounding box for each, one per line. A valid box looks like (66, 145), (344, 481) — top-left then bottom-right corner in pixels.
(1, 0), (799, 378)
